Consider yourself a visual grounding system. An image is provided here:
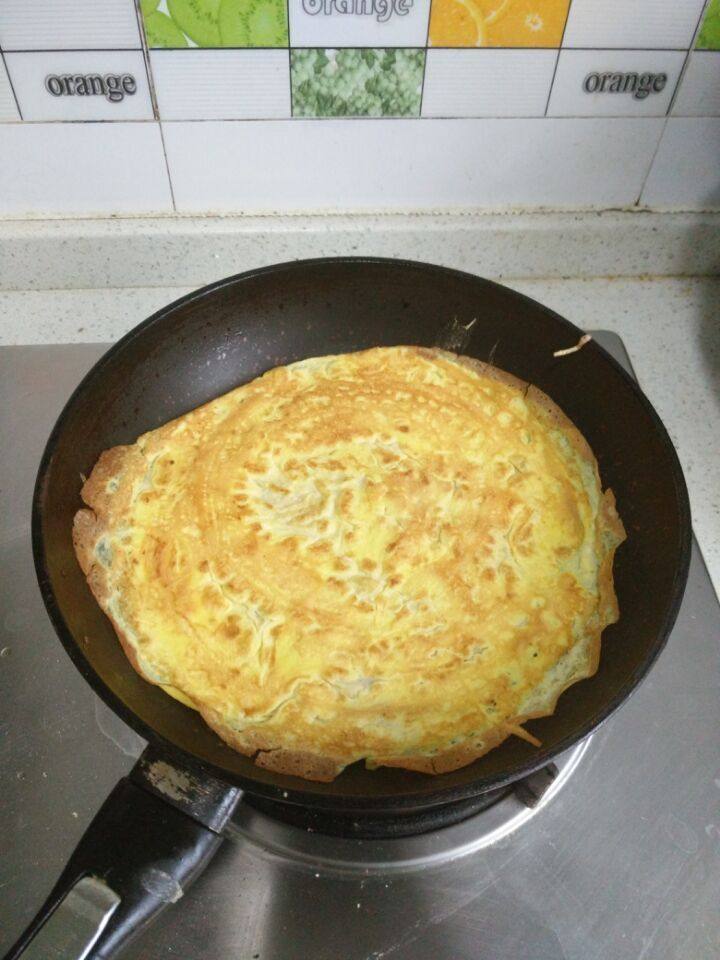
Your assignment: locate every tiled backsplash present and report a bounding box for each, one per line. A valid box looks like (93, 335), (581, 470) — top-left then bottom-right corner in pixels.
(1, 0), (719, 215)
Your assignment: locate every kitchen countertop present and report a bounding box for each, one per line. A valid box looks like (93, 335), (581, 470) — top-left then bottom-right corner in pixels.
(1, 274), (718, 595)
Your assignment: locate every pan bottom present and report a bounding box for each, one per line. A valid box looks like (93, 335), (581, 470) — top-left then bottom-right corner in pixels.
(227, 738), (592, 870)
(243, 790), (510, 840)
(240, 736), (591, 841)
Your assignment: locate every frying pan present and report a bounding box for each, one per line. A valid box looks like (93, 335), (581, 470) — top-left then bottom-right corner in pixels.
(9, 258), (690, 960)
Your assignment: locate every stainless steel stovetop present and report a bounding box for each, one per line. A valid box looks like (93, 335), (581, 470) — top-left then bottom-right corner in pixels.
(1, 333), (719, 960)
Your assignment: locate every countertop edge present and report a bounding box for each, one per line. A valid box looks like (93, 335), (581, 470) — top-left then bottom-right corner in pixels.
(2, 210), (719, 291)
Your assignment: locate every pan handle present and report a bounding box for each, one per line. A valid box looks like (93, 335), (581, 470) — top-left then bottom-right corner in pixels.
(4, 746), (243, 960)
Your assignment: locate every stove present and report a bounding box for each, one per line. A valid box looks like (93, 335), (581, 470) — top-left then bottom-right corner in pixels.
(228, 737), (590, 866)
(1, 332), (719, 960)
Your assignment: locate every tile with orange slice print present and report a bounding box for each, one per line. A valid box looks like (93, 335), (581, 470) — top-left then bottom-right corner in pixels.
(429, 0), (571, 48)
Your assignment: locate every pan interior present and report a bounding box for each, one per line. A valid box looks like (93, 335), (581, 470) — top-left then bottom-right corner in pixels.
(34, 259), (690, 809)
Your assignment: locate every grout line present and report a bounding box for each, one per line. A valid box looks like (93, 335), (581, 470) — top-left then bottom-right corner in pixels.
(416, 3), (432, 119)
(632, 117), (669, 205)
(2, 47), (142, 53)
(133, 0), (160, 120)
(149, 44), (426, 52)
(142, 45), (693, 53)
(157, 121), (177, 211)
(0, 115), (681, 125)
(1, 208), (718, 224)
(132, 0), (176, 210)
(1, 50), (23, 120)
(418, 0), (433, 118)
(635, 0), (712, 204)
(543, 0), (574, 116)
(286, 0), (293, 118)
(665, 0), (711, 117)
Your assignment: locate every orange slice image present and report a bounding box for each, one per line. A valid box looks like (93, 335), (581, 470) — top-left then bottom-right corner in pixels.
(429, 0), (570, 48)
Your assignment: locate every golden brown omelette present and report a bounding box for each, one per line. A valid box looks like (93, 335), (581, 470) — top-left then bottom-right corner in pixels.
(73, 346), (625, 782)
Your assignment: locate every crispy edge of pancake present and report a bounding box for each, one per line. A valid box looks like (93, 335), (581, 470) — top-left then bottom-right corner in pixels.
(72, 347), (626, 782)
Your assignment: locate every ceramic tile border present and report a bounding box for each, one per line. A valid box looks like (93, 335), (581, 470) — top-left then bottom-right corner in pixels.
(1, 210), (718, 291)
(0, 1), (715, 123)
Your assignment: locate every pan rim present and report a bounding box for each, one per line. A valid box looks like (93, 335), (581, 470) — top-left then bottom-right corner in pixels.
(31, 256), (692, 810)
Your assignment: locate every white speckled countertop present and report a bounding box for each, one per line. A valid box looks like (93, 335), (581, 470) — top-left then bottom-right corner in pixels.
(1, 214), (718, 596)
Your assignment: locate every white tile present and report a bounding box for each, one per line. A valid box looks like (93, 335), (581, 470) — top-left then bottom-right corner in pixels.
(641, 117), (720, 208)
(0, 0), (141, 51)
(162, 117), (663, 212)
(0, 58), (20, 121)
(563, 0), (706, 50)
(5, 51), (153, 121)
(548, 50), (685, 117)
(422, 50), (555, 118)
(672, 51), (720, 116)
(150, 50), (290, 120)
(288, 0), (430, 46)
(0, 123), (173, 217)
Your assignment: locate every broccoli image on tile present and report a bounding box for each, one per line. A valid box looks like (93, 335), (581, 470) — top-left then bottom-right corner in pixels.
(697, 0), (720, 50)
(291, 49), (425, 118)
(142, 0), (288, 48)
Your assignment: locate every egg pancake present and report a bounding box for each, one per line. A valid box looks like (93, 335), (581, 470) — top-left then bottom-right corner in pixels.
(73, 346), (625, 782)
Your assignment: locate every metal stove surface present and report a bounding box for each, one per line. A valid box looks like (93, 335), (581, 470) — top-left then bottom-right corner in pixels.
(1, 332), (719, 960)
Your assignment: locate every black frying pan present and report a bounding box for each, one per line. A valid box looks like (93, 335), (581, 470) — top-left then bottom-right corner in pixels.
(10, 259), (690, 960)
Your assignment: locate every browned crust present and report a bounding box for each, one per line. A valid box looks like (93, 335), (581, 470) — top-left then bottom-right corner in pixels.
(198, 712), (276, 756)
(72, 445), (139, 610)
(72, 443), (348, 783)
(80, 445), (135, 513)
(495, 490), (626, 737)
(255, 748), (344, 782)
(421, 347), (530, 395)
(72, 508), (102, 576)
(375, 349), (625, 775)
(597, 488), (625, 626)
(198, 708), (344, 782)
(424, 347), (596, 465)
(72, 445), (156, 692)
(72, 348), (626, 783)
(371, 724), (514, 775)
(525, 383), (595, 465)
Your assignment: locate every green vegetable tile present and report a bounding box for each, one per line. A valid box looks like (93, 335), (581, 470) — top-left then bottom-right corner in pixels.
(697, 0), (720, 50)
(219, 0), (287, 46)
(291, 49), (425, 118)
(144, 10), (189, 47)
(143, 0), (288, 48)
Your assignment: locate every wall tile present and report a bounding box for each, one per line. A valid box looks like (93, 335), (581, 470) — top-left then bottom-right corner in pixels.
(0, 57), (20, 121)
(428, 0), (570, 48)
(422, 50), (556, 118)
(288, 0), (430, 47)
(641, 117), (720, 207)
(0, 0), (141, 51)
(162, 117), (663, 213)
(150, 50), (291, 120)
(548, 49), (685, 117)
(672, 51), (720, 115)
(291, 48), (424, 117)
(141, 0), (288, 48)
(696, 0), (720, 50)
(0, 122), (173, 217)
(563, 0), (706, 50)
(0, 0), (711, 214)
(5, 51), (153, 121)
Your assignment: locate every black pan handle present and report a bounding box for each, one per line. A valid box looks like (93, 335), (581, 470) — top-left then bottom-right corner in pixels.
(4, 745), (243, 960)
